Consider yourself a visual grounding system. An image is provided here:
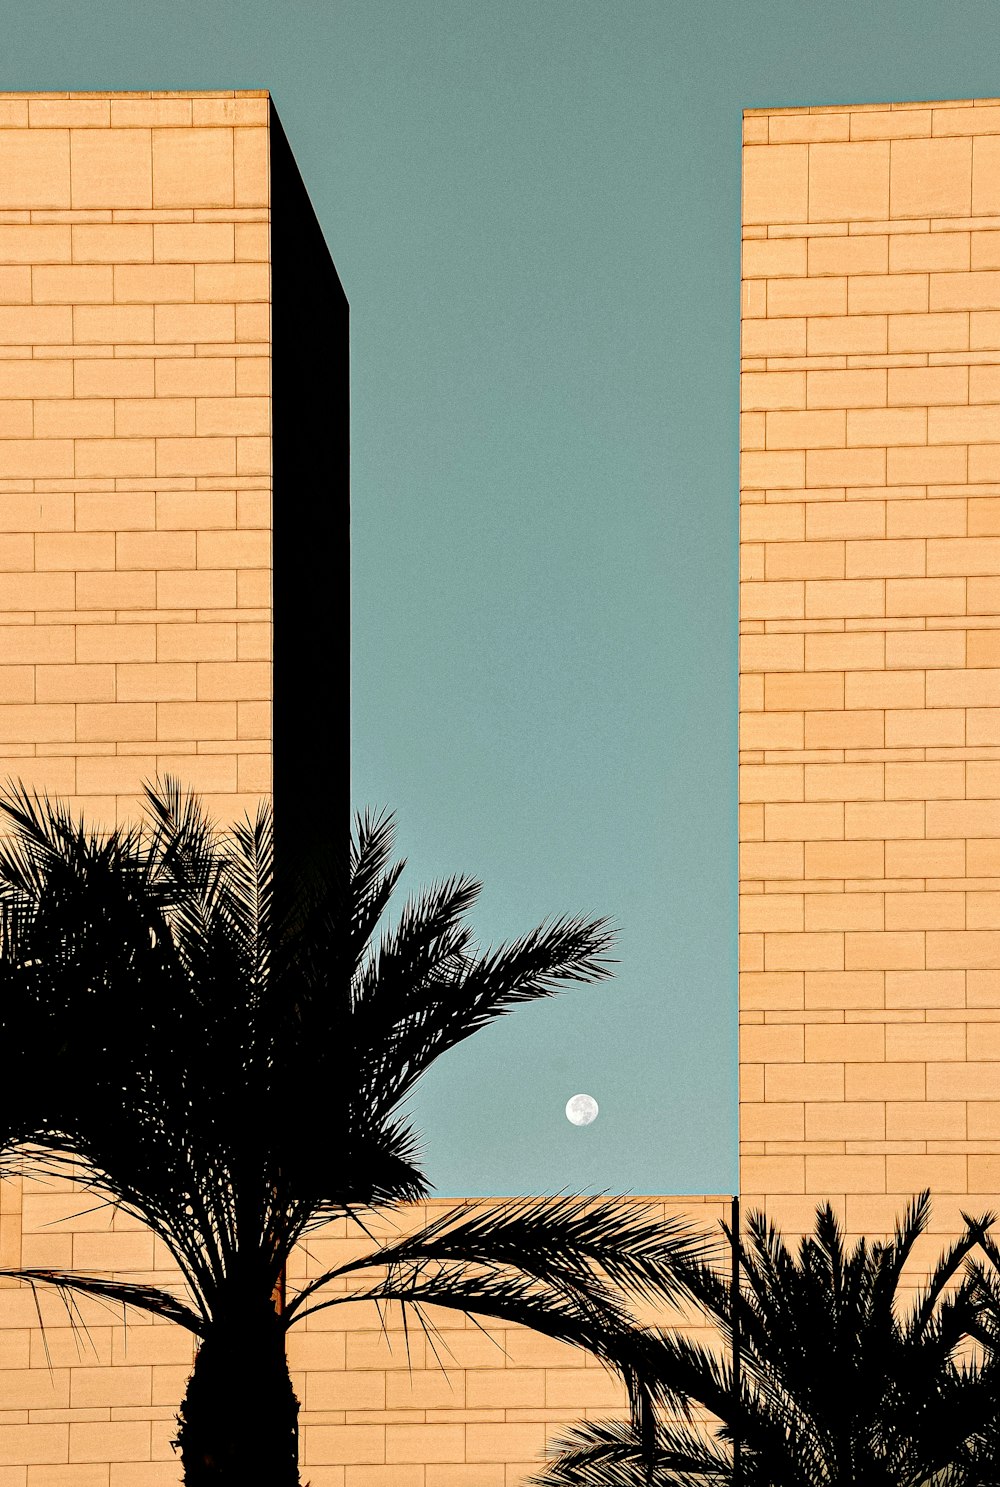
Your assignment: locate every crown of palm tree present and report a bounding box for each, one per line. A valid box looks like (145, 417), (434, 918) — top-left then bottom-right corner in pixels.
(535, 1192), (999, 1487)
(0, 780), (713, 1480)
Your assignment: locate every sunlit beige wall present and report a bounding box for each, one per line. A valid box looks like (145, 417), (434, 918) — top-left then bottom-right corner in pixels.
(740, 95), (1000, 1242)
(0, 89), (271, 832)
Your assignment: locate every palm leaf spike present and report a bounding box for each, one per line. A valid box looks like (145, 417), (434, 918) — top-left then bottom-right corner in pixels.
(907, 1204), (998, 1342)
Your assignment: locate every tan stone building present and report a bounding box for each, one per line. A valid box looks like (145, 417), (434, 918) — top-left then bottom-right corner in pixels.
(4, 83), (1000, 1484)
(740, 95), (1000, 1245)
(0, 88), (346, 862)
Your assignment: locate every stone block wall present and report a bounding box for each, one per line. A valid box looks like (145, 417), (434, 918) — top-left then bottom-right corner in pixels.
(740, 95), (1000, 1241)
(0, 89), (272, 831)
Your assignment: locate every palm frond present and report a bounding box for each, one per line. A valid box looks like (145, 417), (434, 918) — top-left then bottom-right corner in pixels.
(301, 1256), (673, 1446)
(532, 1416), (733, 1487)
(349, 808), (405, 972)
(358, 914), (616, 1117)
(0, 1266), (204, 1333)
(286, 1195), (715, 1325)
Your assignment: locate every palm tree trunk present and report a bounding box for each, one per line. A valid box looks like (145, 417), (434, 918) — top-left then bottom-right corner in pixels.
(174, 1297), (300, 1484)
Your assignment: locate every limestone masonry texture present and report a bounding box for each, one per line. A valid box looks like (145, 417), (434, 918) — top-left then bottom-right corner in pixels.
(740, 95), (1000, 1240)
(0, 88), (272, 831)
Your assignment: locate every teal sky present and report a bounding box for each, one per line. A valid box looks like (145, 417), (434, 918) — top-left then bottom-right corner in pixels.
(7, 0), (1000, 1196)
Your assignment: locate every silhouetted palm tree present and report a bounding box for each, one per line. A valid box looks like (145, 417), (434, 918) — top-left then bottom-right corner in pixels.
(534, 1192), (996, 1487)
(954, 1225), (1000, 1478)
(0, 781), (709, 1485)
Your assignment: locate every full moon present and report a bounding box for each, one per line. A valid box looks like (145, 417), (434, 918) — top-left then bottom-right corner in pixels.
(565, 1093), (599, 1126)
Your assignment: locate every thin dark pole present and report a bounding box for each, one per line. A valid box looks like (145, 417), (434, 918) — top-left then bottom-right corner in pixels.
(731, 1193), (741, 1487)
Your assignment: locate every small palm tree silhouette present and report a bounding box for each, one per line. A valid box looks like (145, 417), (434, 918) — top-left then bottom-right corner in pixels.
(534, 1192), (996, 1487)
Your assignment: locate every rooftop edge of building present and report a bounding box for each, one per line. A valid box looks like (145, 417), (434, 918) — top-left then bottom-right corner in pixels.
(744, 96), (1000, 117)
(0, 89), (270, 99)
